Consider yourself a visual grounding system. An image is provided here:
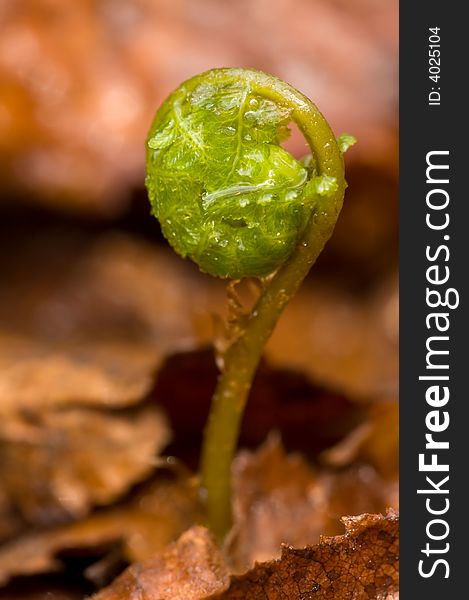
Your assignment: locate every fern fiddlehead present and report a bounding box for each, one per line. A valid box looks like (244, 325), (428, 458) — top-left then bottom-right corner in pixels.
(146, 68), (354, 538)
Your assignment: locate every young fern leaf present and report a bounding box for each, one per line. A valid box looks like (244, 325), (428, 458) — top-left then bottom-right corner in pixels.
(146, 68), (345, 279)
(145, 68), (354, 539)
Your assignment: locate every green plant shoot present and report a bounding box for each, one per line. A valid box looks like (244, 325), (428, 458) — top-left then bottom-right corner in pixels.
(145, 67), (355, 538)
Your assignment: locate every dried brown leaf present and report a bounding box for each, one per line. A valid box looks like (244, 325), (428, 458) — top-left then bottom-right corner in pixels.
(0, 231), (218, 535)
(266, 276), (398, 399)
(92, 526), (229, 600)
(323, 401), (399, 479)
(228, 436), (397, 571)
(0, 233), (218, 415)
(0, 335), (158, 414)
(0, 436), (398, 587)
(0, 470), (201, 585)
(211, 511), (399, 600)
(89, 513), (398, 600)
(0, 405), (169, 526)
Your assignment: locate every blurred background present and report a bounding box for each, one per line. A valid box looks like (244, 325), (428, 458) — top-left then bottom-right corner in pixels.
(0, 0), (398, 596)
(0, 0), (398, 275)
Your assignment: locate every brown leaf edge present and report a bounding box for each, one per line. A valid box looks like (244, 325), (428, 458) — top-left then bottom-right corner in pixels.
(209, 509), (399, 600)
(91, 526), (230, 600)
(91, 511), (398, 600)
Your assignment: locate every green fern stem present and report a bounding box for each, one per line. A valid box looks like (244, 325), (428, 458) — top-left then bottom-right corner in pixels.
(197, 70), (347, 538)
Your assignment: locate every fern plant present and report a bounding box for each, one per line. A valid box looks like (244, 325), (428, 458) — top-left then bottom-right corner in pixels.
(146, 67), (355, 538)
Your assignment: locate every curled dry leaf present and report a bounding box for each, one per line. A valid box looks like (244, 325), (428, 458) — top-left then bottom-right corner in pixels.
(228, 435), (397, 571)
(92, 526), (229, 600)
(0, 229), (217, 535)
(0, 470), (202, 586)
(211, 511), (399, 600)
